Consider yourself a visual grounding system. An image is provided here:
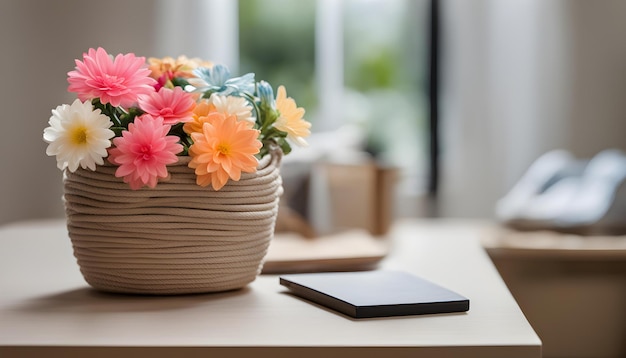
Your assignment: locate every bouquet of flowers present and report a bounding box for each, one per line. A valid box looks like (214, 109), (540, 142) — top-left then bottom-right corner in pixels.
(43, 47), (311, 190)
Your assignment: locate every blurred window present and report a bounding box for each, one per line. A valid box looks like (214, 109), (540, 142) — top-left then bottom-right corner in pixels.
(239, 0), (429, 195)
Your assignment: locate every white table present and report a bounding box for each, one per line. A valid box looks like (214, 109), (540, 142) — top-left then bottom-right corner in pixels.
(0, 219), (541, 358)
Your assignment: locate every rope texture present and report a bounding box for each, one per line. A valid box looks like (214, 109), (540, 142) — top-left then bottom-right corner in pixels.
(63, 151), (283, 295)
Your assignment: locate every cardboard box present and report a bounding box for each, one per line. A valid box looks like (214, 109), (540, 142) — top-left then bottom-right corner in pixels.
(309, 162), (398, 236)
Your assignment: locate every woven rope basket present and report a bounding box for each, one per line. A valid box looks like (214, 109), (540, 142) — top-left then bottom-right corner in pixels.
(63, 150), (283, 295)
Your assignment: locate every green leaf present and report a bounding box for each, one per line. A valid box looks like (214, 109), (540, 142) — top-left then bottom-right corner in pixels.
(171, 77), (190, 88)
(110, 126), (126, 137)
(278, 138), (292, 155)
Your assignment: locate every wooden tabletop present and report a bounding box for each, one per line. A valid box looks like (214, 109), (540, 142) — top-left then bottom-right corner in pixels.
(482, 224), (626, 260)
(0, 219), (541, 358)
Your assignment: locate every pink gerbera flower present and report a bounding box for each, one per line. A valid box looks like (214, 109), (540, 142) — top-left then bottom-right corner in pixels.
(108, 114), (183, 190)
(137, 86), (196, 125)
(67, 47), (157, 108)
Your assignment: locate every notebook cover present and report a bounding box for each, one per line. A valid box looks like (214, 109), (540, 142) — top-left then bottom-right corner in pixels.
(279, 270), (469, 318)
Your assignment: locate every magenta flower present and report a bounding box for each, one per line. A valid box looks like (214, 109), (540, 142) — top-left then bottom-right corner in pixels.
(68, 47), (157, 108)
(108, 114), (183, 190)
(137, 86), (196, 125)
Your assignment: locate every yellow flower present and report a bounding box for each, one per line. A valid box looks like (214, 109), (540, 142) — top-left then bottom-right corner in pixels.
(275, 86), (311, 146)
(188, 112), (262, 190)
(148, 55), (212, 80)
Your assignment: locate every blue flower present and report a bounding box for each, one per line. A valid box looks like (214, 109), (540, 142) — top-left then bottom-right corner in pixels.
(257, 81), (275, 110)
(190, 65), (255, 96)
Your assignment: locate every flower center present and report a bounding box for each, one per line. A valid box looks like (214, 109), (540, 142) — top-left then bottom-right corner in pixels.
(95, 74), (125, 91)
(216, 143), (231, 156)
(140, 145), (153, 160)
(70, 126), (88, 145)
(160, 108), (174, 116)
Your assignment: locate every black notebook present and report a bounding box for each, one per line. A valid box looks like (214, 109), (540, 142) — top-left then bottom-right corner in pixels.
(279, 270), (469, 319)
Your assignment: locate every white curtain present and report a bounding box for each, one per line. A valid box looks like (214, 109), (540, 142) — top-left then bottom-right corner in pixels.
(156, 0), (239, 72)
(438, 0), (626, 218)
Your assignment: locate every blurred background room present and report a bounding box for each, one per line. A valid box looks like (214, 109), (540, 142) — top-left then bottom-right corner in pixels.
(1, 0), (625, 357)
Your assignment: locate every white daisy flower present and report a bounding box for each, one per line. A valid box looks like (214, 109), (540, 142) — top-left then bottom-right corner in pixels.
(208, 93), (256, 126)
(43, 99), (115, 172)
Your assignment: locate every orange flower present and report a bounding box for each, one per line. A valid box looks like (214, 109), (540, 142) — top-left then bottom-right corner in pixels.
(183, 99), (216, 134)
(183, 95), (255, 135)
(188, 112), (262, 190)
(275, 85), (311, 146)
